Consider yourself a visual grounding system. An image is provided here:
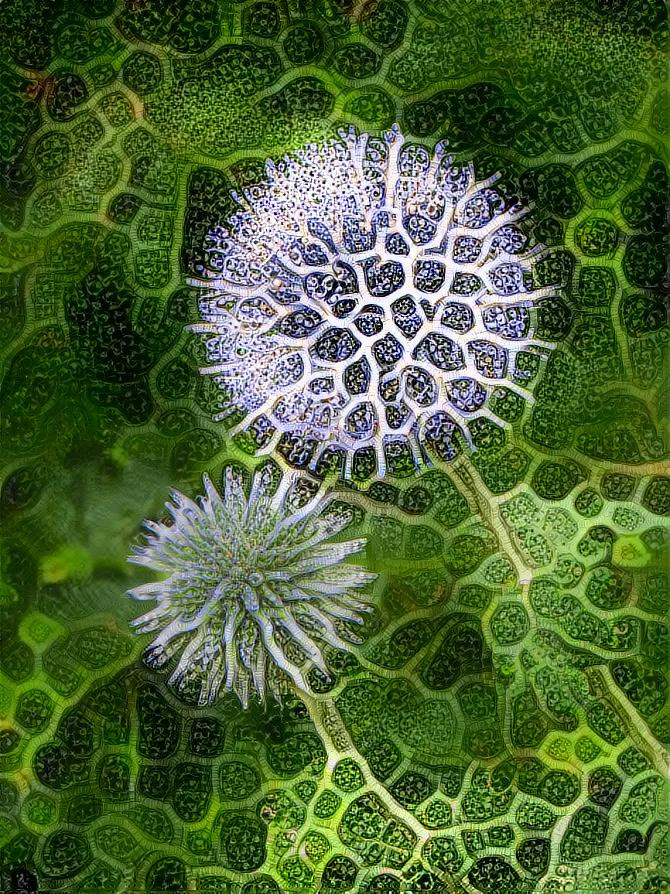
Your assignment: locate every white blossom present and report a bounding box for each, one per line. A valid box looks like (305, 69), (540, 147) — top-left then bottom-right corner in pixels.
(128, 467), (375, 706)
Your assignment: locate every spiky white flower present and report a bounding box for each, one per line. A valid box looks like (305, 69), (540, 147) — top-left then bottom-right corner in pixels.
(128, 466), (375, 706)
(191, 125), (556, 477)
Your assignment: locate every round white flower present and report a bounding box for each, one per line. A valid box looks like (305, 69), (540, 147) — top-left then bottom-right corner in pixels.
(192, 126), (555, 477)
(128, 466), (375, 706)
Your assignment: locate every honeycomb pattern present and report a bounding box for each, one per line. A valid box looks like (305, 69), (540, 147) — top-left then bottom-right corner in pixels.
(194, 127), (556, 478)
(0, 0), (668, 892)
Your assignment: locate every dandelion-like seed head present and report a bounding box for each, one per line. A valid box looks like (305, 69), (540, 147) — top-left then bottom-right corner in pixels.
(192, 126), (556, 477)
(128, 466), (376, 706)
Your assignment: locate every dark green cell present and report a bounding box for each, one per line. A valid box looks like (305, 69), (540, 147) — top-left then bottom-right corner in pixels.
(0, 728), (20, 753)
(283, 23), (324, 64)
(444, 534), (491, 576)
(575, 216), (619, 255)
(618, 746), (651, 777)
(67, 794), (102, 825)
(363, 0), (408, 48)
(367, 481), (399, 506)
(94, 825), (136, 861)
(530, 163), (583, 217)
(46, 70), (89, 122)
(487, 825), (514, 847)
(363, 875), (401, 894)
(367, 738), (402, 780)
(437, 765), (464, 799)
(511, 690), (550, 749)
(244, 2), (281, 38)
(421, 621), (488, 689)
(588, 766), (623, 808)
(516, 837), (550, 875)
(532, 460), (584, 500)
(577, 266), (616, 308)
(404, 524), (443, 559)
(621, 291), (667, 336)
(0, 779), (17, 811)
(219, 762), (260, 800)
(384, 439), (417, 478)
(390, 771), (435, 808)
(145, 857), (187, 894)
(611, 659), (668, 717)
(422, 836), (462, 873)
(490, 603), (529, 645)
(560, 806), (608, 861)
(464, 724), (505, 759)
(219, 813), (267, 872)
(586, 566), (631, 610)
(34, 743), (88, 790)
(574, 488), (604, 517)
(579, 153), (620, 198)
(0, 639), (34, 682)
(345, 88), (396, 128)
(334, 44), (380, 79)
(601, 472), (636, 501)
(489, 386), (526, 423)
(463, 830), (485, 854)
(367, 619), (434, 669)
(259, 76), (333, 122)
(468, 856), (522, 893)
(579, 101), (615, 141)
(651, 87), (669, 133)
(97, 755), (130, 801)
(516, 802), (556, 830)
(73, 862), (122, 894)
(242, 876), (280, 894)
(533, 216), (563, 245)
(118, 0), (220, 53)
(108, 192), (142, 225)
(624, 236), (667, 288)
(539, 770), (580, 807)
(129, 806), (173, 842)
(613, 828), (648, 854)
(33, 131), (71, 178)
(74, 626), (125, 668)
(458, 683), (497, 721)
(15, 689), (53, 732)
(468, 417), (506, 451)
(399, 485), (433, 515)
(293, 779), (316, 803)
(313, 789), (341, 819)
(640, 573), (669, 614)
(333, 758), (364, 793)
(137, 684), (180, 759)
(643, 477), (670, 516)
(321, 855), (358, 891)
(266, 732), (326, 777)
(122, 51), (163, 95)
(575, 737), (602, 764)
(172, 762), (212, 822)
(41, 831), (91, 878)
(622, 184), (667, 235)
(586, 700), (625, 745)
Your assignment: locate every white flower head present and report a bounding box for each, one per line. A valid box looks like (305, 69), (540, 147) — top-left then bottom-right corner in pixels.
(128, 466), (375, 706)
(191, 125), (556, 477)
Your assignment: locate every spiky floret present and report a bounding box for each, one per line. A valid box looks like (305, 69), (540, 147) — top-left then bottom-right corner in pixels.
(128, 466), (375, 706)
(191, 125), (556, 477)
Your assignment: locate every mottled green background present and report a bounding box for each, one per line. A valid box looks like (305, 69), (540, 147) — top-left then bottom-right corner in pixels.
(0, 0), (668, 892)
